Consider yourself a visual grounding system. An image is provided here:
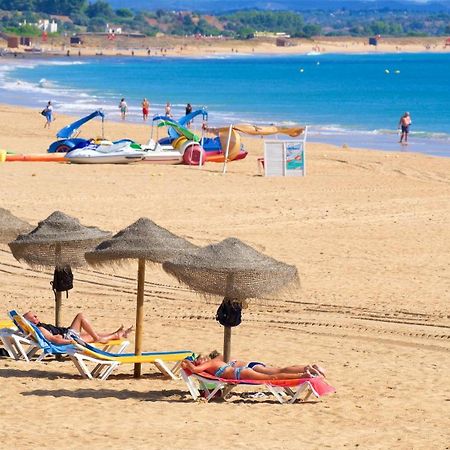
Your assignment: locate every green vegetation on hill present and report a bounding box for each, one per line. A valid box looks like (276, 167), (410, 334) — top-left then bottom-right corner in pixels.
(0, 0), (449, 38)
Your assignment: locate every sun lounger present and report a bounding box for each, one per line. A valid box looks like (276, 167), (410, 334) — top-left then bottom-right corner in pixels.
(181, 369), (336, 404)
(70, 341), (193, 380)
(7, 310), (129, 363)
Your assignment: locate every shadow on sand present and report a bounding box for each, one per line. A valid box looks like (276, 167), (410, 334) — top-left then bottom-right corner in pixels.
(0, 367), (78, 380)
(22, 387), (190, 403)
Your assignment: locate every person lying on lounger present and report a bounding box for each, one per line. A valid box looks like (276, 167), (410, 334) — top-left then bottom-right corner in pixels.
(181, 352), (326, 381)
(23, 311), (133, 345)
(207, 350), (326, 377)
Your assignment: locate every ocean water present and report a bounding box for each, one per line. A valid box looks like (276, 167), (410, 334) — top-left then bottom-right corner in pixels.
(1, 53), (449, 156)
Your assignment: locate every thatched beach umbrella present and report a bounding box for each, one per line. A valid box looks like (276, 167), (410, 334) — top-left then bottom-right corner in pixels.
(0, 208), (33, 244)
(9, 211), (110, 326)
(163, 237), (299, 362)
(85, 217), (197, 377)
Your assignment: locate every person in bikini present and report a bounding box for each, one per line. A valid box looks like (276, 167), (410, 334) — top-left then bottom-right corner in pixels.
(23, 311), (133, 345)
(181, 351), (326, 381)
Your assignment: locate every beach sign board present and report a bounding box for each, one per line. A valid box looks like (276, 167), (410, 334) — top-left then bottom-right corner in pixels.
(263, 140), (306, 177)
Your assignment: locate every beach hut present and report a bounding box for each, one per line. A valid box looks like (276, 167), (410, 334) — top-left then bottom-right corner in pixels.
(85, 217), (197, 377)
(70, 36), (83, 45)
(7, 36), (19, 48)
(9, 211), (110, 327)
(163, 237), (299, 362)
(0, 208), (32, 244)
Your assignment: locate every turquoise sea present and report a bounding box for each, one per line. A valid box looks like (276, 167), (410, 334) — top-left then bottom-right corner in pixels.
(1, 53), (449, 156)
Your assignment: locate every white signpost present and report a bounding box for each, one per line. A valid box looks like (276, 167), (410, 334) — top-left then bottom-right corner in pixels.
(263, 128), (307, 177)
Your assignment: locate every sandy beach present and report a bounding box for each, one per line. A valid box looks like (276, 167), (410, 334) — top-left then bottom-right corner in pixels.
(2, 36), (450, 59)
(0, 104), (449, 449)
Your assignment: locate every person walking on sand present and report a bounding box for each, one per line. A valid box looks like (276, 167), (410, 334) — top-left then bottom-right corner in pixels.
(141, 98), (150, 121)
(398, 112), (412, 145)
(42, 101), (54, 128)
(165, 101), (172, 117)
(119, 98), (128, 120)
(185, 102), (193, 127)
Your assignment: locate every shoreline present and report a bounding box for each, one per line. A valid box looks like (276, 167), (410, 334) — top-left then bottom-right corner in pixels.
(0, 101), (446, 160)
(1, 49), (449, 158)
(2, 36), (450, 59)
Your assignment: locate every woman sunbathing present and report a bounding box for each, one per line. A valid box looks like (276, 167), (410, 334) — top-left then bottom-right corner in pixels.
(208, 350), (326, 377)
(181, 352), (326, 381)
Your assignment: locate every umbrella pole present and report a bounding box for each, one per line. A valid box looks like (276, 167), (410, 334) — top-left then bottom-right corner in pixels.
(54, 244), (63, 328)
(134, 258), (146, 378)
(223, 326), (232, 363)
(55, 291), (62, 327)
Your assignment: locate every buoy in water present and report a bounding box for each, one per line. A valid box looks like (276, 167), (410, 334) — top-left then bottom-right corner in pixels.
(395, 70), (400, 74)
(385, 69), (390, 74)
(299, 68), (304, 73)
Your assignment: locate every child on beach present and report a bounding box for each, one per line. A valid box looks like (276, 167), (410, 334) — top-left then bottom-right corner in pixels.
(141, 98), (150, 121)
(42, 101), (54, 128)
(119, 98), (128, 120)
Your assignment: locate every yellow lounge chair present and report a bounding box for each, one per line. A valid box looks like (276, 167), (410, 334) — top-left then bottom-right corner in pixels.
(71, 341), (193, 380)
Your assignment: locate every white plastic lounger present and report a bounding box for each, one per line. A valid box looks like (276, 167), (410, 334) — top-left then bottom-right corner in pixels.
(181, 369), (336, 404)
(70, 341), (193, 380)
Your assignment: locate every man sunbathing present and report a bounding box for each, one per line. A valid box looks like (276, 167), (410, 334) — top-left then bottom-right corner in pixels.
(23, 311), (133, 345)
(181, 352), (326, 381)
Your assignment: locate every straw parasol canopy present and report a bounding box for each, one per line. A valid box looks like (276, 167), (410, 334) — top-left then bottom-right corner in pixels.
(163, 237), (299, 361)
(85, 217), (197, 266)
(85, 217), (197, 377)
(9, 211), (110, 269)
(0, 208), (33, 244)
(9, 211), (110, 326)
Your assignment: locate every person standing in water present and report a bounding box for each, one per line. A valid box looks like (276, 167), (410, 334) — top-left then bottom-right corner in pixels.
(398, 112), (412, 145)
(141, 98), (150, 121)
(185, 103), (193, 127)
(119, 98), (128, 120)
(165, 101), (172, 117)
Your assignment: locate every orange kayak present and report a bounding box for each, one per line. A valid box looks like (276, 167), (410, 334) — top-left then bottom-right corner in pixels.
(5, 153), (67, 162)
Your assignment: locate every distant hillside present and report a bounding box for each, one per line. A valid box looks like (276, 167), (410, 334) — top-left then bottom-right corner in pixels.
(106, 0), (450, 13)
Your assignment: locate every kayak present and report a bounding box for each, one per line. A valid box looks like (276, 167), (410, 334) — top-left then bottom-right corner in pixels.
(5, 153), (67, 162)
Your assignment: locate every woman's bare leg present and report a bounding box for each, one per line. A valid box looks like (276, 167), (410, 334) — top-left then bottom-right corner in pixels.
(253, 365), (309, 375)
(253, 364), (326, 377)
(239, 368), (311, 381)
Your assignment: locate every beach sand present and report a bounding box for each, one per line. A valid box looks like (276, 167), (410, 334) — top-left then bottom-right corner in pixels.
(3, 36), (450, 58)
(0, 104), (449, 449)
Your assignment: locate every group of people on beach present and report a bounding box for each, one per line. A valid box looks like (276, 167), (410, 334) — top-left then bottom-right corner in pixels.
(118, 98), (193, 123)
(23, 309), (326, 381)
(40, 98), (411, 146)
(40, 99), (194, 128)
